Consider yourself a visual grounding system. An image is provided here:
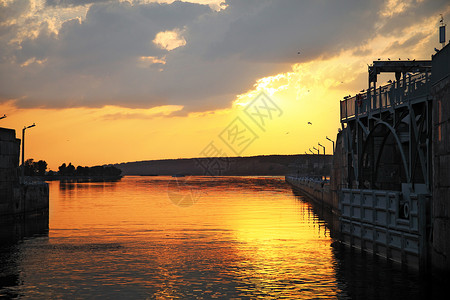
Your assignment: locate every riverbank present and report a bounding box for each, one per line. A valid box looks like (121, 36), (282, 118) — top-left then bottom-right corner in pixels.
(116, 154), (332, 176)
(43, 175), (123, 182)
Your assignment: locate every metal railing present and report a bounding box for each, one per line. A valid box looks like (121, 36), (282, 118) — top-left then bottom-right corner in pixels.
(340, 72), (431, 121)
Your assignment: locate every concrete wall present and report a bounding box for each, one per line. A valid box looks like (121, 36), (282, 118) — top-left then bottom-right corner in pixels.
(0, 128), (21, 214)
(431, 43), (450, 273)
(286, 176), (333, 208)
(286, 132), (343, 232)
(331, 131), (346, 211)
(285, 175), (340, 233)
(288, 154), (332, 177)
(0, 127), (48, 221)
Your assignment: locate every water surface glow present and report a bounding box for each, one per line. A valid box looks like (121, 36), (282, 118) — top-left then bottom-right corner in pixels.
(0, 176), (436, 299)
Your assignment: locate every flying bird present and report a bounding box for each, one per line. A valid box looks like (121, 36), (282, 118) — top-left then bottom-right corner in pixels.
(307, 122), (312, 125)
(378, 58), (381, 60)
(297, 51), (301, 54)
(387, 58), (391, 60)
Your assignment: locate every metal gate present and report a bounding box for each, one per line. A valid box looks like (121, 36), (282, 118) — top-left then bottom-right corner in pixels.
(339, 185), (429, 269)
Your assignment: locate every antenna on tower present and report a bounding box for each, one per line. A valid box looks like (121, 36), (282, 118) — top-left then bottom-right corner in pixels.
(439, 14), (446, 47)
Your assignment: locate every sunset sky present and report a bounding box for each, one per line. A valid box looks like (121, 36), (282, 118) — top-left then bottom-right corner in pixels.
(1, 0), (448, 170)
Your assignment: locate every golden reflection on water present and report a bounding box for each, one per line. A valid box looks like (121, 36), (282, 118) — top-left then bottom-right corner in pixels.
(9, 176), (340, 298)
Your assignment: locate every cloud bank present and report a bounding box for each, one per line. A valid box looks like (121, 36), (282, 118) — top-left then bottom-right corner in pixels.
(0, 0), (448, 112)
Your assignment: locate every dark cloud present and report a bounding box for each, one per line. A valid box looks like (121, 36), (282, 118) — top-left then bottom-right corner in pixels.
(0, 0), (448, 113)
(45, 0), (112, 7)
(101, 111), (172, 120)
(206, 0), (382, 63)
(0, 0), (31, 58)
(383, 31), (429, 54)
(352, 47), (372, 57)
(0, 0), (30, 21)
(378, 0), (449, 37)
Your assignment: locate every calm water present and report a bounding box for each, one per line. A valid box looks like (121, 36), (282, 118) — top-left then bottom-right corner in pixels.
(0, 176), (442, 299)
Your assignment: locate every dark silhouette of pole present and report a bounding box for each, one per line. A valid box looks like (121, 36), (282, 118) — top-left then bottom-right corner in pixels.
(313, 146), (319, 155)
(309, 148), (314, 155)
(326, 136), (335, 154)
(21, 123), (35, 177)
(318, 142), (325, 155)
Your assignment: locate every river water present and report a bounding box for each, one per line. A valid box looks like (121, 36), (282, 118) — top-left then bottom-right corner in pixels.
(0, 176), (442, 299)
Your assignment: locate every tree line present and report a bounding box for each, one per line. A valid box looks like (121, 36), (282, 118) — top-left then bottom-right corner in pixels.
(23, 159), (47, 176)
(22, 159), (122, 177)
(57, 163), (122, 177)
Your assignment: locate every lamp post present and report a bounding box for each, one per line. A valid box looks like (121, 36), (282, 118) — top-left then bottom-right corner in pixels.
(0, 114), (6, 120)
(21, 123), (36, 177)
(326, 136), (335, 154)
(313, 146), (319, 155)
(318, 142), (325, 155)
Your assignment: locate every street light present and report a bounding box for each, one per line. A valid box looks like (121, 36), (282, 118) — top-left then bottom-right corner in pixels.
(0, 114), (6, 120)
(318, 142), (325, 155)
(313, 146), (319, 155)
(21, 123), (36, 177)
(326, 136), (335, 154)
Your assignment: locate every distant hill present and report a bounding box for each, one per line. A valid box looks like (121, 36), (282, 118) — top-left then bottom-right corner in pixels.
(115, 154), (332, 176)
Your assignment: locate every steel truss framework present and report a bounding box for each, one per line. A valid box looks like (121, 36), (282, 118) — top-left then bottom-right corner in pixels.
(340, 61), (432, 194)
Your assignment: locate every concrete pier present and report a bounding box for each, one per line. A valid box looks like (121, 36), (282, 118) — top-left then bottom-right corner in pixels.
(285, 176), (332, 210)
(0, 127), (48, 222)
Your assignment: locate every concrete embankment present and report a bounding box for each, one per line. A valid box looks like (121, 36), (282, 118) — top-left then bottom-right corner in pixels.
(285, 176), (332, 209)
(0, 127), (49, 222)
(286, 175), (340, 234)
(0, 183), (49, 222)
